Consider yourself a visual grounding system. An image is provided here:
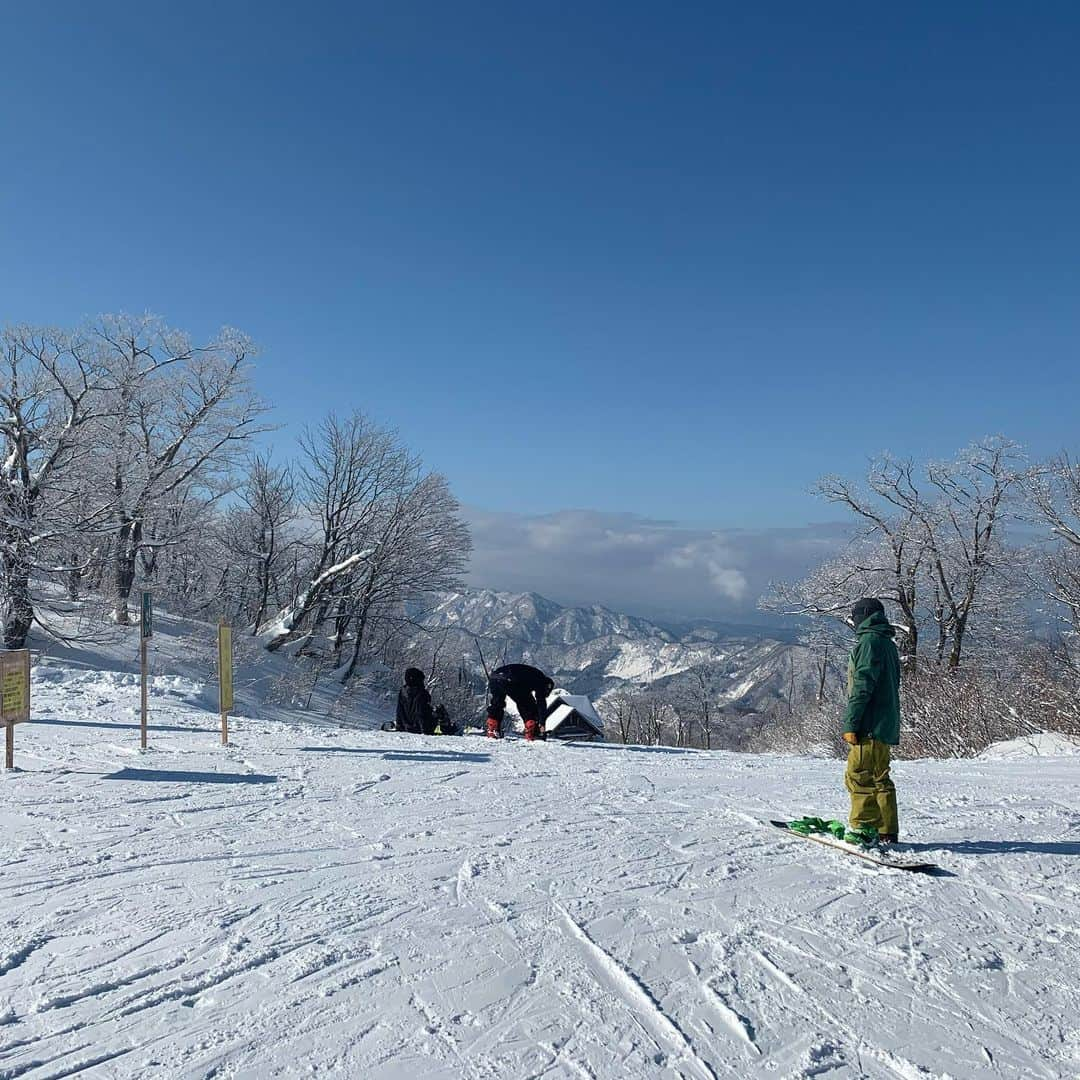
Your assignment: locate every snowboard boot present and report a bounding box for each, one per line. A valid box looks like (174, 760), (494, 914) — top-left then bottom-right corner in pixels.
(523, 717), (540, 742)
(844, 824), (880, 847)
(486, 716), (502, 739)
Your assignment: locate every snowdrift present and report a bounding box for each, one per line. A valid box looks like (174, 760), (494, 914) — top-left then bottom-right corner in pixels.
(979, 730), (1080, 759)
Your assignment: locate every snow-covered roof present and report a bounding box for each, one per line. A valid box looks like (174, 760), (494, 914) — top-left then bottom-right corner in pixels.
(546, 689), (603, 734)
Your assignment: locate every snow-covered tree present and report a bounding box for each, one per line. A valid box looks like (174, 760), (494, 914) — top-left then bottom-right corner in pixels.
(258, 412), (470, 669)
(762, 539), (903, 667)
(604, 691), (639, 744)
(812, 460), (933, 666)
(93, 314), (267, 624)
(785, 438), (1026, 672)
(258, 412), (400, 651)
(217, 453), (300, 632)
(916, 438), (1026, 667)
(338, 470), (471, 682)
(1027, 453), (1080, 634)
(0, 326), (112, 646)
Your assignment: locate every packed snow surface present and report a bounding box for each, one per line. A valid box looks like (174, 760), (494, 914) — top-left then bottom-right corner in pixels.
(2, 661), (1079, 1078)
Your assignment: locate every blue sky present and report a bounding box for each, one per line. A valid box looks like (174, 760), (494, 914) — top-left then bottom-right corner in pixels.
(3, 3), (1079, 615)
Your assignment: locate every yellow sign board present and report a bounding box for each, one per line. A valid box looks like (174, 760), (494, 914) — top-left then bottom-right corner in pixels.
(218, 624), (234, 714)
(0, 650), (30, 724)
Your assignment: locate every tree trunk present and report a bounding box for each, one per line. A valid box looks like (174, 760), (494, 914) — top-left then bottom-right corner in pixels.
(936, 621), (948, 665)
(88, 542), (109, 592)
(948, 616), (967, 669)
(67, 554), (83, 602)
(1, 545), (34, 649)
(900, 624), (919, 675)
(252, 534), (274, 634)
(139, 544), (158, 582)
(342, 600), (372, 684)
(817, 647), (828, 704)
(342, 566), (379, 683)
(114, 518), (142, 624)
(331, 595), (351, 667)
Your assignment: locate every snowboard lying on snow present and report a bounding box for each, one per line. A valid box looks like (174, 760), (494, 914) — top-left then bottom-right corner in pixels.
(769, 820), (939, 874)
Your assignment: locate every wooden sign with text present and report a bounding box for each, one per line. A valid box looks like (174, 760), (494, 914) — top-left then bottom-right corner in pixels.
(218, 622), (233, 745)
(1, 650), (30, 724)
(1, 649), (30, 770)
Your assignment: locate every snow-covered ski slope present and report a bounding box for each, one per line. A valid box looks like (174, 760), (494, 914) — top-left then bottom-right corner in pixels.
(2, 658), (1079, 1078)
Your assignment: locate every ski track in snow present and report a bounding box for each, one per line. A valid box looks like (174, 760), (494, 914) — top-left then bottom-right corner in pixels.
(552, 902), (718, 1080)
(1, 658), (1079, 1078)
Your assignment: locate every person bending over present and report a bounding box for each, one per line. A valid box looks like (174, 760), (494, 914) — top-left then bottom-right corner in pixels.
(486, 663), (555, 741)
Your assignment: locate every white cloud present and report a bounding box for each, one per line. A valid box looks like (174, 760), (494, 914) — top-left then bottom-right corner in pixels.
(707, 564), (748, 601)
(462, 507), (849, 622)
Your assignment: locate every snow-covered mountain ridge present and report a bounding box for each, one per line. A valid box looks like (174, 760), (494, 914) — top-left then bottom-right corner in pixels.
(422, 588), (797, 709)
(425, 589), (676, 647)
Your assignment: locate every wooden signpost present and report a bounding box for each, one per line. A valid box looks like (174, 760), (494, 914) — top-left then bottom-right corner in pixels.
(1, 649), (31, 770)
(218, 621), (233, 746)
(140, 591), (152, 750)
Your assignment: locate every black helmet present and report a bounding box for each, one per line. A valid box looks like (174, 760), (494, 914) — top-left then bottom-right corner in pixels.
(851, 597), (885, 628)
(404, 667), (425, 687)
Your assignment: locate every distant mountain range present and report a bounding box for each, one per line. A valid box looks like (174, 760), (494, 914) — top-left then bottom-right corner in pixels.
(418, 589), (802, 712)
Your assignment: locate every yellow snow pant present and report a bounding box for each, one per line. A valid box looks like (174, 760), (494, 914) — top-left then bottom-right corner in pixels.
(845, 737), (898, 837)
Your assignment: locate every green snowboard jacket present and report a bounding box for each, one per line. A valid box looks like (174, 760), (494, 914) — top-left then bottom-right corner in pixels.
(841, 611), (902, 745)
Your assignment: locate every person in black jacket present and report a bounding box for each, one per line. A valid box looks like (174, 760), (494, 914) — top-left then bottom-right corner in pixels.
(396, 667), (438, 735)
(486, 663), (555, 741)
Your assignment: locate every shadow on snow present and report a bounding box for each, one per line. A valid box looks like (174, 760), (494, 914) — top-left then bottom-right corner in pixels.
(567, 742), (701, 756)
(299, 746), (490, 764)
(103, 767), (277, 785)
(33, 716), (221, 736)
(907, 839), (1080, 857)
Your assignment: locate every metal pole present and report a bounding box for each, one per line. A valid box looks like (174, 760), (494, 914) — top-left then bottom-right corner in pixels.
(218, 620), (230, 747)
(4, 721), (12, 770)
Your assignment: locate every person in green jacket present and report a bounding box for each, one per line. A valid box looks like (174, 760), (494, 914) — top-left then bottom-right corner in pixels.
(842, 597), (902, 843)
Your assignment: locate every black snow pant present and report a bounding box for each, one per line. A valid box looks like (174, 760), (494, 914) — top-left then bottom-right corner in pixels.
(487, 678), (545, 740)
